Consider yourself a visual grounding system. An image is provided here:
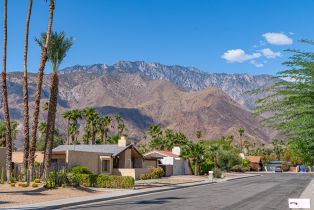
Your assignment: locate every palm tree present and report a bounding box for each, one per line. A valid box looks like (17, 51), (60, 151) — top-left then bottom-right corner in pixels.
(62, 110), (72, 144)
(29, 0), (55, 181)
(96, 116), (112, 144)
(1, 0), (13, 183)
(36, 31), (73, 178)
(148, 124), (162, 139)
(243, 140), (252, 154)
(237, 127), (245, 153)
(83, 107), (98, 144)
(0, 121), (5, 147)
(196, 130), (202, 139)
(181, 141), (204, 176)
(207, 143), (222, 171)
(22, 0), (33, 170)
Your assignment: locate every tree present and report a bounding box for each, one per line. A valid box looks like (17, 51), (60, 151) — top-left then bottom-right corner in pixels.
(22, 0), (33, 170)
(1, 0), (13, 182)
(62, 110), (72, 144)
(272, 139), (285, 160)
(36, 31), (73, 178)
(243, 140), (252, 154)
(237, 128), (245, 153)
(255, 40), (314, 166)
(196, 130), (202, 139)
(96, 116), (112, 144)
(83, 107), (98, 144)
(181, 141), (204, 176)
(206, 142), (223, 171)
(0, 122), (5, 147)
(29, 0), (55, 181)
(36, 123), (62, 151)
(148, 124), (162, 139)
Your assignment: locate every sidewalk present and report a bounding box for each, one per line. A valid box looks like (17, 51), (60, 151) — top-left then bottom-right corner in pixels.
(299, 177), (314, 209)
(6, 173), (259, 210)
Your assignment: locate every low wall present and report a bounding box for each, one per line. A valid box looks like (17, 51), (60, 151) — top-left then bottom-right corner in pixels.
(112, 168), (152, 180)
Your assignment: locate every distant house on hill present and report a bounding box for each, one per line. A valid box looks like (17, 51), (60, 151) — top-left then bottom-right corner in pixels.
(51, 136), (158, 179)
(144, 147), (192, 176)
(246, 156), (263, 171)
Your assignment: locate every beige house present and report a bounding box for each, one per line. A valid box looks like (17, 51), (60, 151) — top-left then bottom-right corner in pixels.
(51, 137), (157, 179)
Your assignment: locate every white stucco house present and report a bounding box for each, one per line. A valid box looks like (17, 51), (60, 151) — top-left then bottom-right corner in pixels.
(143, 147), (191, 176)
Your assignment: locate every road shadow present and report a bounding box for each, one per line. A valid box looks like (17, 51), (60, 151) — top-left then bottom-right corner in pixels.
(67, 196), (185, 209)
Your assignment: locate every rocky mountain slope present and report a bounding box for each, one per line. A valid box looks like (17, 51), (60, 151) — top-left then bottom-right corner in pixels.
(1, 70), (278, 148)
(60, 61), (279, 110)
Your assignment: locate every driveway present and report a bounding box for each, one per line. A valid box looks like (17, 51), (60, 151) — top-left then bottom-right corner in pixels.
(65, 173), (313, 210)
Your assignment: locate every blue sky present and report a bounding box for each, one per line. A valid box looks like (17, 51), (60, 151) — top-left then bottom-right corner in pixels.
(0, 0), (313, 75)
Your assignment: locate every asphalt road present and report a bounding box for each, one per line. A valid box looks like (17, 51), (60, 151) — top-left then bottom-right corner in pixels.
(66, 174), (313, 210)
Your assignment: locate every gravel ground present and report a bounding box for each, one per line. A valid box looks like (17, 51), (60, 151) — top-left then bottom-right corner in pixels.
(0, 184), (101, 208)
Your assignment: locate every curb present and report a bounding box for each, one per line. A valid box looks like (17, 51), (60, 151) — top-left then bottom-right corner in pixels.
(7, 181), (213, 210)
(7, 174), (259, 210)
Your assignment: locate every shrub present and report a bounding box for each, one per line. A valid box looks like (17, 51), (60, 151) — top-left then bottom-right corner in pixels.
(213, 168), (222, 178)
(96, 174), (134, 189)
(18, 171), (26, 182)
(150, 167), (164, 178)
(66, 173), (79, 187)
(10, 183), (15, 187)
(75, 174), (98, 187)
(31, 182), (39, 188)
(45, 171), (67, 189)
(34, 178), (41, 183)
(231, 165), (244, 172)
(139, 174), (148, 180)
(18, 182), (29, 188)
(282, 162), (290, 172)
(10, 177), (16, 184)
(70, 166), (92, 174)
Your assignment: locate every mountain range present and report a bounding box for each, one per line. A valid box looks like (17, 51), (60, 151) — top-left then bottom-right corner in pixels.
(1, 61), (279, 148)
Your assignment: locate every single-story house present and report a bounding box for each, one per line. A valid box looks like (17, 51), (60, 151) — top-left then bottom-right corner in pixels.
(51, 136), (157, 179)
(246, 156), (263, 171)
(143, 147), (191, 176)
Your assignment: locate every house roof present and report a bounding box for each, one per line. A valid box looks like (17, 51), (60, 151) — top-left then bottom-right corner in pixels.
(246, 156), (261, 163)
(52, 144), (133, 157)
(144, 150), (179, 158)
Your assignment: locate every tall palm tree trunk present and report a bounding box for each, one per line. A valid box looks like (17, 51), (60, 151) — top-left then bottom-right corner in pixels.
(43, 72), (58, 178)
(1, 0), (13, 183)
(66, 120), (70, 144)
(29, 0), (54, 180)
(2, 0), (12, 179)
(22, 0), (33, 171)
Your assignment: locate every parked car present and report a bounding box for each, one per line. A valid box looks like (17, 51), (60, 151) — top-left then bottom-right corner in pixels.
(275, 165), (283, 172)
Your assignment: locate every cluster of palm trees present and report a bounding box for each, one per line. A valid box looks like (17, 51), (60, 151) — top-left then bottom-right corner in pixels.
(63, 108), (125, 145)
(1, 0), (74, 181)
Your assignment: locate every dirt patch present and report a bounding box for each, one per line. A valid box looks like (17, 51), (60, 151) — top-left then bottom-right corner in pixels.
(0, 184), (101, 208)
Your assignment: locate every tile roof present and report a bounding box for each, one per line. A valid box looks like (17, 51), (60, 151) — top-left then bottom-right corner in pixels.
(52, 144), (131, 156)
(144, 150), (179, 158)
(246, 156), (261, 163)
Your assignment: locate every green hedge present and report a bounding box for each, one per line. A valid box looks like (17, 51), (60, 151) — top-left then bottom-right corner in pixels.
(75, 174), (98, 187)
(96, 174), (134, 189)
(70, 166), (92, 174)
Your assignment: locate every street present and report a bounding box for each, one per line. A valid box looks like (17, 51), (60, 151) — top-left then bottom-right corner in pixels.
(64, 174), (313, 210)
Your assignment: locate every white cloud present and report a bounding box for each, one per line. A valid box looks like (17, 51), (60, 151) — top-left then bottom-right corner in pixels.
(260, 48), (281, 58)
(262, 32), (293, 45)
(250, 60), (264, 68)
(221, 49), (261, 63)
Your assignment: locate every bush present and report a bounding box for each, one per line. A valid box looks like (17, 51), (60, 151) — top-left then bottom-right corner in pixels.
(34, 178), (41, 183)
(66, 173), (79, 187)
(75, 174), (98, 187)
(18, 182), (29, 188)
(231, 164), (250, 172)
(96, 174), (134, 189)
(10, 183), (15, 187)
(213, 168), (222, 178)
(18, 171), (26, 182)
(149, 167), (164, 179)
(45, 171), (67, 189)
(70, 166), (92, 174)
(139, 174), (148, 180)
(282, 162), (290, 172)
(32, 182), (39, 188)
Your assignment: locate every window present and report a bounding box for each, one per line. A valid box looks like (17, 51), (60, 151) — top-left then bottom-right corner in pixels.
(101, 159), (110, 173)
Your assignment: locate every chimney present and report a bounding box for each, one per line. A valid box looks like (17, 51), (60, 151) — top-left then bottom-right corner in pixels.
(172, 147), (181, 156)
(118, 135), (130, 147)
